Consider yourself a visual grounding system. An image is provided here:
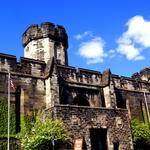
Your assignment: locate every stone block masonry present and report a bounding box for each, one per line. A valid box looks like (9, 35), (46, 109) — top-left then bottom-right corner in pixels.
(46, 105), (133, 150)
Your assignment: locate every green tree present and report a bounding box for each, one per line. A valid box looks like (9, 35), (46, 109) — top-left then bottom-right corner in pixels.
(0, 97), (16, 135)
(18, 113), (69, 150)
(131, 119), (150, 149)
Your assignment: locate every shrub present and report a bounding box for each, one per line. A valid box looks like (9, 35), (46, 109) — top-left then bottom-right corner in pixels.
(131, 119), (150, 149)
(0, 97), (16, 135)
(18, 112), (69, 150)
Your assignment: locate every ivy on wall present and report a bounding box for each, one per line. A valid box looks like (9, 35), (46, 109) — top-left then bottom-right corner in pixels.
(0, 97), (16, 135)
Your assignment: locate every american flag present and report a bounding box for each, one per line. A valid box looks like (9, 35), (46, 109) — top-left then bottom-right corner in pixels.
(10, 76), (15, 90)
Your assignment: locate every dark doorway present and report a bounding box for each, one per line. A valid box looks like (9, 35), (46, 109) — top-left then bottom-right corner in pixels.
(113, 142), (119, 150)
(15, 86), (21, 133)
(90, 128), (107, 150)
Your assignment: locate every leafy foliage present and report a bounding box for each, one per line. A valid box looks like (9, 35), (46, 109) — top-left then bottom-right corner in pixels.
(0, 97), (69, 149)
(18, 113), (69, 150)
(0, 136), (20, 150)
(0, 97), (16, 135)
(131, 119), (150, 144)
(20, 112), (37, 136)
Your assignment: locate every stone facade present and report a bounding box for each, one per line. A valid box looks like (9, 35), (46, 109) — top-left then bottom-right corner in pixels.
(0, 53), (46, 113)
(46, 105), (133, 150)
(0, 21), (150, 149)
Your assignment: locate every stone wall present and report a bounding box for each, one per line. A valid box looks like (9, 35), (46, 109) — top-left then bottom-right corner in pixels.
(0, 73), (46, 113)
(22, 22), (68, 65)
(102, 70), (117, 108)
(0, 53), (46, 113)
(57, 65), (102, 86)
(46, 105), (133, 150)
(0, 53), (46, 77)
(22, 22), (68, 48)
(132, 67), (150, 81)
(56, 65), (150, 122)
(112, 73), (150, 121)
(56, 65), (105, 107)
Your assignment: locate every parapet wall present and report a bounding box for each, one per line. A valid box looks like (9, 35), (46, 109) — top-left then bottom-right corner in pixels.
(0, 53), (46, 77)
(112, 73), (150, 92)
(56, 65), (102, 86)
(56, 64), (150, 92)
(132, 67), (150, 81)
(22, 22), (68, 48)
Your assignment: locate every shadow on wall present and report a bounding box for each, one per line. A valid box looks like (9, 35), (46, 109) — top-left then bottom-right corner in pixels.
(15, 86), (21, 133)
(72, 94), (90, 106)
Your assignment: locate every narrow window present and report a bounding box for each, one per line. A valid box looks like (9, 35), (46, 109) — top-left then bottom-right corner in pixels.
(116, 90), (126, 109)
(140, 100), (144, 122)
(15, 86), (21, 133)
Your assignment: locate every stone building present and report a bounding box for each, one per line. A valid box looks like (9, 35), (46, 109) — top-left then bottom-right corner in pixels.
(0, 22), (150, 149)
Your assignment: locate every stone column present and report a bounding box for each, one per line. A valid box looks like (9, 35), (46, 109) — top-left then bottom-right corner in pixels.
(102, 69), (117, 108)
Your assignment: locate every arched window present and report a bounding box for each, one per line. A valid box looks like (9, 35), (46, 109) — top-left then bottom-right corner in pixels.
(72, 94), (90, 106)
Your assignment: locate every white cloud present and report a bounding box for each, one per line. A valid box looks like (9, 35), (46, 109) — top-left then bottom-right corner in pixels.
(117, 43), (145, 60)
(117, 15), (150, 61)
(78, 37), (107, 64)
(74, 31), (93, 40)
(108, 49), (116, 58)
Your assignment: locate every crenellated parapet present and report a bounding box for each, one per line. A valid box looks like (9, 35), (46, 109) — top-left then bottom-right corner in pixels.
(56, 65), (102, 86)
(22, 22), (68, 48)
(131, 67), (150, 82)
(22, 22), (68, 65)
(0, 53), (46, 77)
(111, 72), (150, 93)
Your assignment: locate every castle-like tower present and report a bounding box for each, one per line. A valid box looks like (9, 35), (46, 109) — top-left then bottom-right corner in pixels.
(22, 22), (68, 65)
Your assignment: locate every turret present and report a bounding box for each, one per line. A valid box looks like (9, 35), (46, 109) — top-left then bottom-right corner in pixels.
(22, 22), (68, 65)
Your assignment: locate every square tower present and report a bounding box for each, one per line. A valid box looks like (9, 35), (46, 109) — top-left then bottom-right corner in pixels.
(22, 22), (68, 65)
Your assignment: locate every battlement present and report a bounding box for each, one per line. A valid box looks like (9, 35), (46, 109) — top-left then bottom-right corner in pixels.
(0, 53), (16, 60)
(131, 67), (150, 81)
(0, 53), (46, 77)
(111, 71), (150, 92)
(56, 65), (102, 86)
(22, 22), (68, 48)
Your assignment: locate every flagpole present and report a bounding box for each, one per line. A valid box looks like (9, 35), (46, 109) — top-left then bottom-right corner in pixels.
(8, 66), (10, 150)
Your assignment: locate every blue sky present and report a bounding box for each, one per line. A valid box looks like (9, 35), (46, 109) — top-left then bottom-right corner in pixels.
(0, 0), (150, 76)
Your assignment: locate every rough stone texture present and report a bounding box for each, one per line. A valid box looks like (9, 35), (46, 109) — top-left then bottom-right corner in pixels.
(46, 105), (133, 150)
(112, 72), (150, 121)
(23, 22), (68, 65)
(102, 69), (117, 108)
(1, 21), (150, 149)
(0, 54), (46, 114)
(0, 53), (46, 76)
